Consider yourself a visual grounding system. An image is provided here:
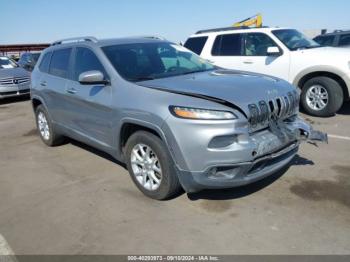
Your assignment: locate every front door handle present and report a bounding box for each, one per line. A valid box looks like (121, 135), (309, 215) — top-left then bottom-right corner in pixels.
(243, 60), (254, 64)
(40, 81), (47, 87)
(66, 88), (77, 94)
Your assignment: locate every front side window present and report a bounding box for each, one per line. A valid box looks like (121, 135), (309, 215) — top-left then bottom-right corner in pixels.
(32, 53), (41, 62)
(245, 33), (278, 56)
(184, 37), (208, 55)
(24, 54), (31, 62)
(313, 35), (335, 46)
(0, 57), (18, 69)
(39, 52), (52, 73)
(212, 34), (243, 56)
(49, 48), (72, 78)
(73, 47), (106, 81)
(272, 29), (320, 51)
(339, 34), (350, 46)
(20, 54), (28, 62)
(102, 42), (215, 82)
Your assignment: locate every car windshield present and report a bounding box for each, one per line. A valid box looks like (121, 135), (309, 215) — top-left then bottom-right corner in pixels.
(0, 57), (18, 69)
(102, 42), (215, 82)
(272, 29), (321, 51)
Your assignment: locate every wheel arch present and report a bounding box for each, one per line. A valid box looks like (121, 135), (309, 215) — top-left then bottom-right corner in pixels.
(294, 70), (349, 100)
(31, 95), (56, 122)
(118, 119), (169, 161)
(31, 97), (43, 111)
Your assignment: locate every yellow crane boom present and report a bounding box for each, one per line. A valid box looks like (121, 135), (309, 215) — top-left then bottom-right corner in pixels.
(233, 13), (263, 28)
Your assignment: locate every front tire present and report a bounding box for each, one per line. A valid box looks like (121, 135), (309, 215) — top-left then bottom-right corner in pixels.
(125, 131), (182, 200)
(35, 105), (65, 146)
(301, 76), (343, 117)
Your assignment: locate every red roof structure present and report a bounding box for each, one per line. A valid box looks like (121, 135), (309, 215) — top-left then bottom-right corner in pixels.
(0, 43), (50, 56)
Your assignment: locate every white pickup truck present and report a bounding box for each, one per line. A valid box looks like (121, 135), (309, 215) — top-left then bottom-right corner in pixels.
(184, 27), (350, 117)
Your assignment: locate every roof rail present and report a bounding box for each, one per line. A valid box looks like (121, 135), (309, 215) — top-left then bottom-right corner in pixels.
(138, 35), (166, 40)
(51, 36), (98, 46)
(195, 26), (251, 35)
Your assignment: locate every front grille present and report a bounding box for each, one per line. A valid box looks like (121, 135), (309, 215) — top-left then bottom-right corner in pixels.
(0, 89), (30, 96)
(0, 76), (30, 86)
(0, 91), (17, 96)
(248, 90), (299, 128)
(258, 101), (269, 123)
(19, 89), (30, 94)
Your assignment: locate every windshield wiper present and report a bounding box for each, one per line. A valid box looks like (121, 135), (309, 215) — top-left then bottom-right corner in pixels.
(182, 69), (213, 75)
(130, 76), (155, 82)
(294, 45), (321, 51)
(306, 46), (321, 49)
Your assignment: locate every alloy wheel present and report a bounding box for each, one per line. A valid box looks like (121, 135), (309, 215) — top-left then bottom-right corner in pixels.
(130, 143), (162, 191)
(37, 112), (50, 140)
(306, 85), (329, 111)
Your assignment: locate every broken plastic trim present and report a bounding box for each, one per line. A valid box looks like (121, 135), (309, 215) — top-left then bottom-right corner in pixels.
(306, 130), (328, 143)
(283, 117), (328, 144)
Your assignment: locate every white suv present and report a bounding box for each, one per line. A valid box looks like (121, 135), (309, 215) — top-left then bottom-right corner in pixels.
(184, 27), (350, 117)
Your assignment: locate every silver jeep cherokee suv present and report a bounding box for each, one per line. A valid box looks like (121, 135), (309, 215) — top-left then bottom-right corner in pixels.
(31, 36), (327, 199)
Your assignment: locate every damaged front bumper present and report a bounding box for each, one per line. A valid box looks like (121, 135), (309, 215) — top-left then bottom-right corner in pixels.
(173, 116), (327, 193)
(282, 117), (328, 144)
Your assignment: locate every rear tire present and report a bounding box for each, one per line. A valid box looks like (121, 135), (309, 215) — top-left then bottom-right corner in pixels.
(125, 131), (182, 200)
(35, 105), (65, 146)
(301, 76), (343, 117)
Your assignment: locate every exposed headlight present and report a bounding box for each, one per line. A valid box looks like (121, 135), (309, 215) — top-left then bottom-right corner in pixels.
(170, 106), (237, 120)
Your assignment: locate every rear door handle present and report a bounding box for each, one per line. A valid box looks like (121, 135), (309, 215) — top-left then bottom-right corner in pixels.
(66, 88), (77, 94)
(40, 81), (47, 87)
(243, 60), (254, 64)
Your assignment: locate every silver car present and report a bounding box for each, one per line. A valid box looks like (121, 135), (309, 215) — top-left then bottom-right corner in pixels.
(0, 56), (31, 99)
(30, 36), (327, 200)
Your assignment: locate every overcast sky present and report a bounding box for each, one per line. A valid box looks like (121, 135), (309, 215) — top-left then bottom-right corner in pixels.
(1, 0), (349, 44)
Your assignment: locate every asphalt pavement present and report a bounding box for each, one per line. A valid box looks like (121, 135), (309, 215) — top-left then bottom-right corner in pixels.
(0, 97), (349, 255)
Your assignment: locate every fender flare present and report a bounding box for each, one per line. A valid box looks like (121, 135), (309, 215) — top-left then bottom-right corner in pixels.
(30, 95), (55, 121)
(115, 117), (179, 163)
(292, 65), (350, 89)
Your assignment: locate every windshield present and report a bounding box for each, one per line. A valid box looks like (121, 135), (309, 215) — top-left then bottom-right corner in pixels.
(0, 57), (18, 69)
(272, 29), (320, 51)
(102, 42), (215, 81)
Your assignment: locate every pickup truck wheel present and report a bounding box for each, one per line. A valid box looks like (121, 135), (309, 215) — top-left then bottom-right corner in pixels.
(301, 76), (344, 117)
(35, 105), (65, 146)
(125, 131), (181, 200)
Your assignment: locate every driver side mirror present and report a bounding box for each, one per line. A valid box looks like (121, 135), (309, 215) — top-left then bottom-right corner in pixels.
(267, 46), (281, 56)
(79, 70), (109, 85)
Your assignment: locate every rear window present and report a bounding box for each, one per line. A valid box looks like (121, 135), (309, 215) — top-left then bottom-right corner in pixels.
(314, 35), (335, 46)
(212, 33), (243, 56)
(184, 36), (208, 55)
(39, 52), (51, 73)
(49, 48), (72, 78)
(339, 34), (350, 46)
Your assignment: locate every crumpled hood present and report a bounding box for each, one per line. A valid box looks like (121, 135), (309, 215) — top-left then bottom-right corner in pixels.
(138, 69), (295, 115)
(0, 67), (30, 79)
